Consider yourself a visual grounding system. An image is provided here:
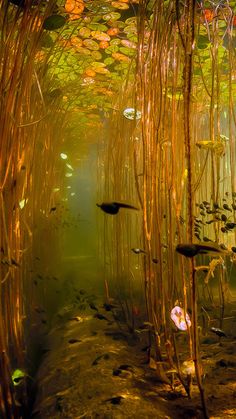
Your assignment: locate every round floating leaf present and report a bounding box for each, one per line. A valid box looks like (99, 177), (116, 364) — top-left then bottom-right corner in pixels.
(121, 39), (136, 49)
(110, 38), (121, 46)
(88, 23), (108, 32)
(43, 15), (66, 31)
(91, 50), (102, 60)
(124, 24), (137, 34)
(105, 44), (119, 54)
(91, 31), (110, 41)
(103, 12), (121, 21)
(111, 1), (129, 9)
(125, 17), (137, 25)
(76, 46), (91, 55)
(104, 57), (115, 65)
(91, 61), (106, 68)
(119, 47), (136, 57)
(83, 39), (100, 50)
(112, 52), (131, 62)
(79, 27), (91, 38)
(93, 67), (110, 74)
(110, 20), (126, 29)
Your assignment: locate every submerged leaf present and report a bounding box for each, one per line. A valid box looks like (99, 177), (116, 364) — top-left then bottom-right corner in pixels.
(43, 15), (66, 31)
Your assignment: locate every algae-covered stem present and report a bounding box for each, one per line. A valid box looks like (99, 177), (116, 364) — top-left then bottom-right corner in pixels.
(181, 0), (209, 417)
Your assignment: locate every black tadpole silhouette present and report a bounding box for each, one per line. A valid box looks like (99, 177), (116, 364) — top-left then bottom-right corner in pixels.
(96, 202), (139, 215)
(176, 243), (223, 258)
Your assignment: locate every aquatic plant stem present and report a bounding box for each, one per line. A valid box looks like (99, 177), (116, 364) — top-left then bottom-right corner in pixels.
(191, 266), (209, 419)
(183, 1), (209, 417)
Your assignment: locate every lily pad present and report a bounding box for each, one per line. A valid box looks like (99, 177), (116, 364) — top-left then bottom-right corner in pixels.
(91, 51), (103, 60)
(88, 23), (108, 32)
(43, 15), (66, 31)
(111, 1), (129, 10)
(119, 47), (136, 57)
(83, 39), (100, 51)
(103, 12), (121, 21)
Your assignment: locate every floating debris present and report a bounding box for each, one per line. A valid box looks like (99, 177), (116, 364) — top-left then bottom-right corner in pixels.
(96, 202), (139, 215)
(123, 108), (141, 120)
(181, 360), (195, 376)
(131, 248), (146, 254)
(196, 140), (226, 156)
(170, 306), (191, 331)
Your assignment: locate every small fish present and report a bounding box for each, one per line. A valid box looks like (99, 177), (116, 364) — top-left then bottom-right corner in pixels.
(94, 313), (109, 321)
(34, 306), (45, 313)
(203, 236), (213, 242)
(68, 339), (81, 344)
(203, 201), (210, 206)
(219, 243), (228, 250)
(103, 303), (115, 311)
(225, 222), (236, 229)
(221, 227), (228, 233)
(210, 327), (227, 337)
(223, 204), (232, 212)
(105, 396), (124, 405)
(221, 214), (227, 222)
(131, 248), (146, 254)
(231, 246), (236, 253)
(118, 364), (133, 371)
(11, 258), (20, 267)
(176, 243), (224, 258)
(152, 258), (158, 264)
(69, 316), (82, 322)
(96, 202), (139, 215)
(89, 302), (98, 311)
(50, 207), (57, 213)
(92, 353), (110, 366)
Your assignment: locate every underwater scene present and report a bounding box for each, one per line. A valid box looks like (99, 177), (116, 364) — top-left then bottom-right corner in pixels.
(1, 0), (236, 418)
